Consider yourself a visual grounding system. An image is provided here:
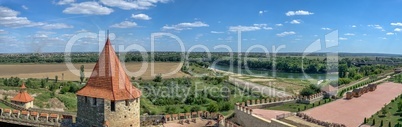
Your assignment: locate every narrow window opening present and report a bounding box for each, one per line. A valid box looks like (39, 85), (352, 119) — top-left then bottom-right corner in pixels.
(93, 98), (97, 106)
(111, 101), (116, 111)
(125, 100), (129, 106)
(85, 96), (88, 103)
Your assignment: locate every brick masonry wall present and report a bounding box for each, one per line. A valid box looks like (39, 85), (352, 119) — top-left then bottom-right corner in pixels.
(104, 98), (140, 127)
(76, 95), (105, 127)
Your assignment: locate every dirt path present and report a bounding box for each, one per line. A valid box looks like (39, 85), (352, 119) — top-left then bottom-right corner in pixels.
(228, 77), (291, 97)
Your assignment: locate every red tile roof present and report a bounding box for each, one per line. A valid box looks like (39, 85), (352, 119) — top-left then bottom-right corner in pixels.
(21, 111), (28, 115)
(11, 83), (34, 103)
(76, 38), (141, 101)
(30, 112), (38, 116)
(40, 113), (48, 117)
(3, 109), (11, 113)
(12, 110), (19, 114)
(49, 114), (59, 118)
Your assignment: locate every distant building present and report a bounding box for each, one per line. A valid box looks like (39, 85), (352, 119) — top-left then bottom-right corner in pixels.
(75, 37), (142, 127)
(11, 83), (34, 109)
(394, 68), (402, 73)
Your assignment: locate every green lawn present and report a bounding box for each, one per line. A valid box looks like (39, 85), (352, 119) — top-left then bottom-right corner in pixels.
(266, 99), (333, 112)
(365, 94), (402, 127)
(56, 93), (77, 112)
(0, 101), (13, 109)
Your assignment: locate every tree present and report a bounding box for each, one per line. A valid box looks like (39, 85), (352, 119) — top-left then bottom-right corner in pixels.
(55, 75), (58, 83)
(364, 117), (367, 124)
(381, 106), (388, 116)
(380, 120), (383, 127)
(372, 119), (376, 126)
(398, 101), (402, 111)
(40, 79), (46, 88)
(131, 76), (135, 81)
(165, 106), (178, 114)
(60, 86), (70, 94)
(3, 78), (8, 86)
(207, 103), (219, 113)
(80, 65), (85, 84)
(191, 105), (201, 112)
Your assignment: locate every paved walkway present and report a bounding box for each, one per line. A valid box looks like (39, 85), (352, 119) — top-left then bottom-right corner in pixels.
(253, 109), (290, 120)
(303, 82), (402, 127)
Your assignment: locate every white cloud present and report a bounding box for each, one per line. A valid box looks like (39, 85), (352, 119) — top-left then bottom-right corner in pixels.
(275, 24), (283, 27)
(228, 24), (272, 32)
(368, 24), (385, 31)
(32, 31), (56, 38)
(276, 31), (296, 37)
(131, 13), (151, 20)
(110, 21), (137, 28)
(386, 32), (395, 35)
(259, 10), (267, 15)
(344, 33), (355, 36)
(339, 37), (348, 40)
(229, 26), (260, 32)
(0, 6), (43, 27)
(63, 2), (114, 15)
(41, 23), (73, 29)
(263, 27), (273, 30)
(100, 0), (169, 10)
(253, 24), (267, 27)
(21, 5), (28, 10)
(0, 29), (7, 34)
(162, 21), (208, 30)
(380, 37), (387, 40)
(394, 28), (402, 32)
(61, 34), (73, 37)
(352, 25), (356, 28)
(321, 27), (331, 30)
(211, 31), (224, 34)
(391, 22), (402, 26)
(285, 10), (314, 16)
(56, 0), (75, 5)
(290, 19), (301, 24)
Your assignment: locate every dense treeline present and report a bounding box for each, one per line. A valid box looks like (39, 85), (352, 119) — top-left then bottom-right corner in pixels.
(1, 77), (81, 94)
(216, 57), (333, 73)
(2, 52), (402, 64)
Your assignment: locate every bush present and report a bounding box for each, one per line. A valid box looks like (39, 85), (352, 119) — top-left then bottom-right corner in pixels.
(153, 74), (163, 82)
(300, 84), (321, 96)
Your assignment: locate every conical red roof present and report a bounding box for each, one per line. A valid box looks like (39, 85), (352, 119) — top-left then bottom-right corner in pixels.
(11, 83), (34, 103)
(76, 38), (141, 100)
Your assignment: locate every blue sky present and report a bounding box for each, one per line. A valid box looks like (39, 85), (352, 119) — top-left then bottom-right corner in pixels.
(0, 0), (402, 54)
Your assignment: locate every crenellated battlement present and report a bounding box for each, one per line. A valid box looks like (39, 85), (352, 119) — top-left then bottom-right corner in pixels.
(0, 108), (74, 127)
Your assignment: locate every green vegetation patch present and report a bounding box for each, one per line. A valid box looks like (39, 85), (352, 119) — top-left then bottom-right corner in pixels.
(365, 94), (402, 127)
(266, 99), (333, 112)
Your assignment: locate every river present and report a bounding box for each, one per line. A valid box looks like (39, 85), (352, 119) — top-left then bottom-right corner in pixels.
(210, 64), (338, 80)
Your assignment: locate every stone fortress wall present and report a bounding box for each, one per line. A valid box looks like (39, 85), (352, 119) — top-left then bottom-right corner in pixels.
(224, 92), (325, 127)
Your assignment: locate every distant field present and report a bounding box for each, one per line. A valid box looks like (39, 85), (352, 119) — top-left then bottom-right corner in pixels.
(0, 62), (187, 81)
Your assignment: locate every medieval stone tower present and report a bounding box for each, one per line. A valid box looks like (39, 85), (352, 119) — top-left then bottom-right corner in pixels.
(75, 36), (142, 127)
